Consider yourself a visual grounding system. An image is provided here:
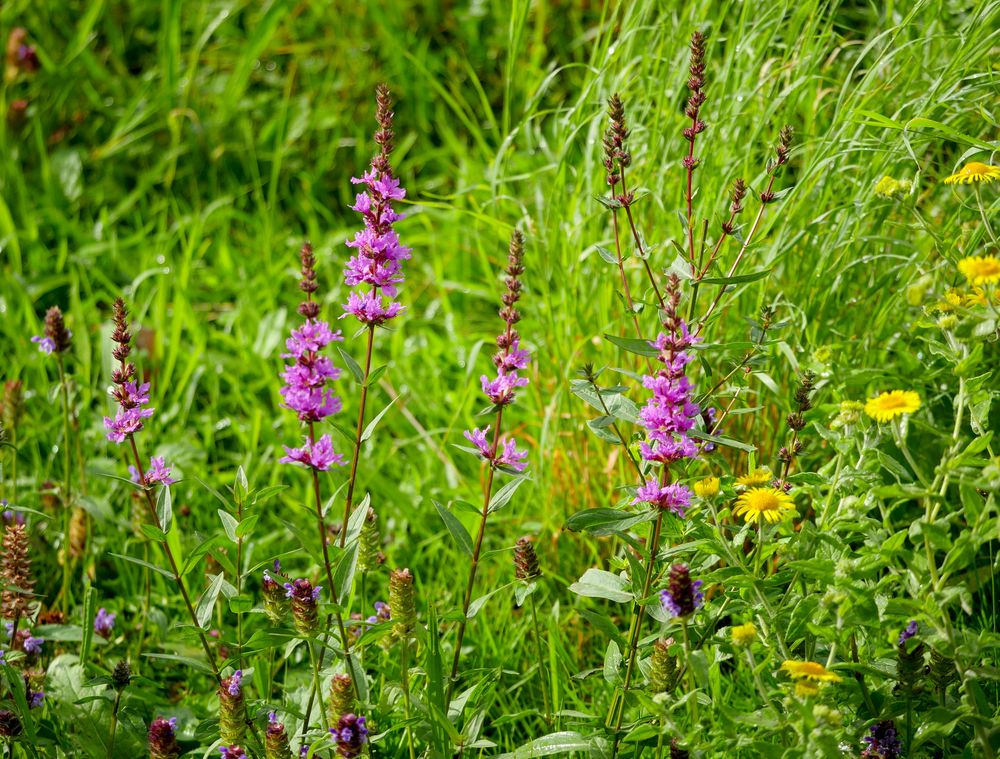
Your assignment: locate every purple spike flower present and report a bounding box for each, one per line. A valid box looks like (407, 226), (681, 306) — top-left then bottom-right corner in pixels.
(462, 231), (530, 471)
(634, 481), (691, 516)
(129, 456), (175, 488)
(94, 608), (116, 639)
(898, 619), (919, 645)
(862, 720), (903, 759)
(31, 336), (55, 354)
(331, 713), (369, 758)
(342, 85), (410, 326)
(148, 716), (179, 759)
(660, 564), (704, 618)
(280, 243), (346, 471)
(219, 747), (246, 759)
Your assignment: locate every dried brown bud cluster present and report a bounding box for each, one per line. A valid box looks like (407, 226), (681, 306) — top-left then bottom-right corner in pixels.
(513, 537), (541, 581)
(496, 230), (526, 352)
(1, 523), (34, 621)
(372, 84), (396, 177)
(297, 242), (321, 320)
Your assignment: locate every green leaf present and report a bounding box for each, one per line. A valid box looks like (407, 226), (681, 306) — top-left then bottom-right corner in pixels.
(156, 485), (173, 535)
(138, 523), (168, 542)
(497, 732), (597, 758)
(143, 653), (213, 673)
(337, 346), (364, 383)
(699, 268), (771, 285)
(564, 508), (656, 537)
(236, 514), (259, 539)
(603, 640), (622, 684)
(488, 475), (530, 513)
(234, 466), (249, 499)
(432, 500), (474, 557)
(229, 595), (254, 614)
(688, 428), (756, 453)
(218, 509), (239, 542)
(110, 552), (174, 580)
(361, 396), (397, 442)
(468, 583), (513, 619)
(596, 245), (622, 265)
(568, 568), (633, 603)
(603, 333), (657, 357)
(196, 573), (226, 629)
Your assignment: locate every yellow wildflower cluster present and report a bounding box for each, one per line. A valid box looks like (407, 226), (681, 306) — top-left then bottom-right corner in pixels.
(874, 175), (911, 199)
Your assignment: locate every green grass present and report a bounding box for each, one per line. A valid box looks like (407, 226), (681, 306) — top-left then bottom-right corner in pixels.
(1, 0), (998, 756)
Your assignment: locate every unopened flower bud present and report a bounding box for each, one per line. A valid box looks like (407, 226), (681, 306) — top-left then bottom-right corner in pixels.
(388, 568), (416, 640)
(513, 537), (541, 581)
(649, 638), (680, 694)
(327, 673), (355, 728)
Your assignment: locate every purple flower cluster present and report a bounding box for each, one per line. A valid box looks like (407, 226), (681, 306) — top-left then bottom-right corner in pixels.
(104, 381), (154, 443)
(463, 426), (528, 472)
(634, 481), (691, 516)
(862, 720), (903, 759)
(342, 85), (410, 326)
(635, 276), (702, 511)
(223, 670), (242, 697)
(31, 306), (72, 355)
(660, 563), (704, 619)
(31, 335), (55, 354)
(898, 619), (918, 645)
(147, 716), (179, 759)
(219, 747), (245, 759)
(279, 243), (346, 472)
(129, 456), (175, 488)
(284, 580), (322, 603)
(94, 608), (116, 639)
(331, 713), (369, 758)
(463, 231), (530, 471)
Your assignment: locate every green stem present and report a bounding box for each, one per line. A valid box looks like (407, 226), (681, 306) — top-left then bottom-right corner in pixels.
(400, 639), (417, 759)
(529, 590), (552, 726)
(106, 689), (122, 759)
(57, 358), (74, 613)
(607, 510), (665, 756)
(680, 618), (698, 726)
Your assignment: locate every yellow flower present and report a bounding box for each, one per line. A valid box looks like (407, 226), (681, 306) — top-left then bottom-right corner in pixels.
(693, 477), (720, 499)
(795, 681), (821, 698)
(874, 176), (910, 199)
(864, 390), (921, 423)
(736, 467), (772, 488)
(943, 162), (1000, 185)
(958, 255), (1000, 286)
(731, 622), (757, 647)
(733, 487), (795, 524)
(781, 660), (842, 683)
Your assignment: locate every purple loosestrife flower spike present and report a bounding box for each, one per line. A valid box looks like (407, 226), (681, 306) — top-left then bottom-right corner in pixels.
(129, 456), (175, 488)
(94, 607), (116, 639)
(148, 716), (180, 759)
(218, 670), (246, 745)
(342, 85), (410, 325)
(464, 231), (530, 469)
(280, 243), (346, 471)
(660, 564), (704, 619)
(331, 714), (369, 758)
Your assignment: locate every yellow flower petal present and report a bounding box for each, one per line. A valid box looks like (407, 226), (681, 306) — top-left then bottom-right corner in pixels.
(943, 162), (1000, 185)
(958, 255), (1000, 286)
(733, 487), (795, 525)
(864, 390), (921, 423)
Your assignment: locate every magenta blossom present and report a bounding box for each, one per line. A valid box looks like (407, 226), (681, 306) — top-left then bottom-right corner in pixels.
(634, 480), (691, 516)
(31, 335), (56, 354)
(129, 456), (175, 487)
(463, 426), (528, 472)
(280, 434), (345, 471)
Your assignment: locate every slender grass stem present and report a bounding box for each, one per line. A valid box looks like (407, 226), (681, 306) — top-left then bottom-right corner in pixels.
(400, 639), (417, 759)
(680, 618), (699, 726)
(529, 590), (552, 726)
(57, 358), (74, 613)
(106, 689), (122, 759)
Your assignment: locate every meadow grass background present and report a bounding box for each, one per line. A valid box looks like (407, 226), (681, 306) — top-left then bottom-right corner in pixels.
(1, 0), (999, 753)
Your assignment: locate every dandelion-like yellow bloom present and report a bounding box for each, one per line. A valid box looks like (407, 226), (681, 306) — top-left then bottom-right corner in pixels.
(736, 467), (772, 488)
(943, 162), (1000, 185)
(958, 255), (1000, 286)
(864, 390), (921, 423)
(693, 477), (720, 498)
(733, 487), (795, 524)
(731, 622), (757, 647)
(781, 660), (843, 683)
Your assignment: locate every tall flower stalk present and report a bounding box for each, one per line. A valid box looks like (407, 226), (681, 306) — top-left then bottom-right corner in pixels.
(448, 230), (530, 700)
(31, 306), (77, 611)
(606, 276), (701, 746)
(339, 82), (410, 544)
(103, 298), (220, 682)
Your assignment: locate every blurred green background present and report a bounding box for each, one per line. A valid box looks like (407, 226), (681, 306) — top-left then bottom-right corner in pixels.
(1, 0), (998, 748)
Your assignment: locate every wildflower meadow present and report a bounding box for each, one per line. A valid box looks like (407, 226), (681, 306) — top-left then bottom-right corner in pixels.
(1, 1), (999, 757)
